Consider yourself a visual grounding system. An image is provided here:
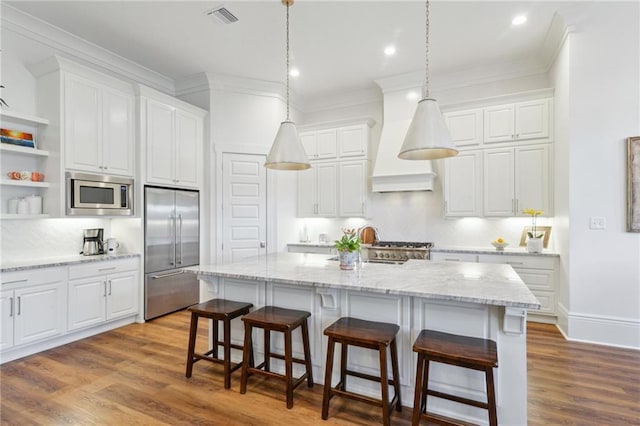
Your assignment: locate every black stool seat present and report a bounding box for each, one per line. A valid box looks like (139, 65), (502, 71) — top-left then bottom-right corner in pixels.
(240, 306), (314, 409)
(412, 329), (498, 426)
(322, 317), (402, 426)
(185, 299), (253, 389)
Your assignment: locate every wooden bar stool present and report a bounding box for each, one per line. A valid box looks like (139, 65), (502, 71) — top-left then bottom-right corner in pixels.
(412, 329), (498, 426)
(185, 299), (253, 389)
(240, 306), (314, 409)
(321, 317), (402, 426)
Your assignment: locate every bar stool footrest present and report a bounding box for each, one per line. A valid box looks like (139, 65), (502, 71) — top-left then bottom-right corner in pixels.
(345, 368), (397, 386)
(420, 410), (478, 426)
(427, 389), (489, 410)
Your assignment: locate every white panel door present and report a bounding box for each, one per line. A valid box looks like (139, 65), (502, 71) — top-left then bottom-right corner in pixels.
(444, 150), (482, 217)
(515, 99), (549, 141)
(339, 125), (367, 157)
(339, 160), (367, 217)
(14, 282), (65, 346)
(222, 153), (267, 263)
(444, 109), (483, 146)
(515, 145), (550, 215)
(107, 270), (138, 320)
(0, 291), (14, 351)
(146, 99), (175, 185)
(316, 129), (338, 159)
(175, 110), (201, 188)
(483, 148), (515, 216)
(483, 104), (515, 143)
(316, 162), (337, 217)
(297, 167), (317, 217)
(65, 73), (102, 172)
(102, 88), (134, 176)
(68, 277), (106, 331)
(300, 132), (316, 160)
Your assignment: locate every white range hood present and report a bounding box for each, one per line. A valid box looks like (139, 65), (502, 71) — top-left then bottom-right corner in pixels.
(371, 112), (436, 193)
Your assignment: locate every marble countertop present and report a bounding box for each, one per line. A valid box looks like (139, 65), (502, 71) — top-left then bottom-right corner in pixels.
(431, 246), (560, 257)
(287, 242), (336, 247)
(1, 253), (141, 273)
(185, 253), (540, 309)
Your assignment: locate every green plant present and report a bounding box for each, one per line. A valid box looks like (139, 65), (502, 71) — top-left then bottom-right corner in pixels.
(334, 228), (361, 252)
(523, 208), (544, 238)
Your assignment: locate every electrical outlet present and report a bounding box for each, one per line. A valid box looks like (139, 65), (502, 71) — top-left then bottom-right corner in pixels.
(589, 216), (606, 230)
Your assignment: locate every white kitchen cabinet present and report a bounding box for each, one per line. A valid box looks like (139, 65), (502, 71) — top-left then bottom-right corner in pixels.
(430, 252), (479, 262)
(338, 159), (369, 217)
(478, 254), (557, 321)
(444, 108), (483, 147)
(143, 93), (205, 189)
(483, 99), (550, 144)
(443, 150), (482, 217)
(483, 145), (550, 216)
(297, 161), (337, 217)
(68, 258), (139, 331)
(300, 129), (337, 160)
(1, 268), (66, 351)
(338, 124), (369, 158)
(64, 73), (134, 176)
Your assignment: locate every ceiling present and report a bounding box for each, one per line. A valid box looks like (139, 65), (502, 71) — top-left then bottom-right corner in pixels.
(5, 1), (574, 100)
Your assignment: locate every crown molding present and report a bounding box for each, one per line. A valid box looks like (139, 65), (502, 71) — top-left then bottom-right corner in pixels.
(1, 4), (175, 94)
(298, 86), (382, 114)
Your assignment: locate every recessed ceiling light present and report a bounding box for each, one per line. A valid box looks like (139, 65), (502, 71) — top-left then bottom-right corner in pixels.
(290, 68), (300, 77)
(384, 46), (396, 56)
(512, 15), (527, 26)
(406, 91), (419, 101)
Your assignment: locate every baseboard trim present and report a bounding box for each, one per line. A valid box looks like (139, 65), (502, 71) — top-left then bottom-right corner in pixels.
(563, 310), (640, 350)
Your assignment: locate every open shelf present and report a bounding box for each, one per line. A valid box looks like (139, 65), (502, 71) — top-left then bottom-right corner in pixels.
(1, 110), (50, 126)
(0, 144), (50, 157)
(1, 179), (50, 188)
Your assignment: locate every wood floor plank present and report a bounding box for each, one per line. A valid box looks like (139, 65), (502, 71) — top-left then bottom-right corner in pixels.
(2, 312), (639, 425)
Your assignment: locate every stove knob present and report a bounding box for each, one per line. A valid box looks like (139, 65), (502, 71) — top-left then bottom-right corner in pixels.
(415, 253), (423, 260)
(372, 252), (378, 258)
(391, 254), (396, 259)
(384, 253), (390, 259)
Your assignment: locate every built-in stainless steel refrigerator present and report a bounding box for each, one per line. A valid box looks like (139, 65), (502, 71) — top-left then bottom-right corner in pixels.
(144, 186), (200, 320)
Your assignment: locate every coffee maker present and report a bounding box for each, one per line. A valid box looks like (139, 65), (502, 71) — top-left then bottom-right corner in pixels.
(82, 228), (104, 255)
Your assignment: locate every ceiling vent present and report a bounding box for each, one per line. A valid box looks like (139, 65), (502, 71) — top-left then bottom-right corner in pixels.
(205, 6), (239, 24)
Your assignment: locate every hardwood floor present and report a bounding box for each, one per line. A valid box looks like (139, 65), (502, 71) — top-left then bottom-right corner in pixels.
(2, 312), (639, 425)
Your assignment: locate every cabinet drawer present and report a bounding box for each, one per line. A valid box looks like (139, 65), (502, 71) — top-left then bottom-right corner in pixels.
(477, 254), (555, 269)
(512, 268), (555, 291)
(530, 290), (555, 315)
(69, 258), (139, 280)
(2, 267), (66, 288)
(430, 252), (478, 262)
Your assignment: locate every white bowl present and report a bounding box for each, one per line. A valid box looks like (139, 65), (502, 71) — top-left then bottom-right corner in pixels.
(491, 241), (509, 250)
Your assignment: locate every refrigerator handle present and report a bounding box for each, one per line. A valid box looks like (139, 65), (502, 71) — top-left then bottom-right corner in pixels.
(170, 215), (176, 266)
(178, 214), (183, 265)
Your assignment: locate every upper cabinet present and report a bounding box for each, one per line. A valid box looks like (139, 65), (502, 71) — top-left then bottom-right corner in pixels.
(301, 129), (337, 160)
(338, 125), (369, 158)
(139, 86), (206, 189)
(299, 123), (370, 162)
(443, 150), (483, 217)
(64, 74), (134, 176)
(483, 99), (551, 144)
(297, 161), (337, 217)
(444, 109), (483, 147)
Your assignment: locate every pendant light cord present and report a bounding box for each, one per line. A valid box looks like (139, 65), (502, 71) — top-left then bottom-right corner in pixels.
(286, 2), (291, 121)
(424, 0), (430, 99)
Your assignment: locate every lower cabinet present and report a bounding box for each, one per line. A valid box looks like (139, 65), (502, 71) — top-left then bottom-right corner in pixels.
(1, 257), (140, 363)
(1, 268), (66, 351)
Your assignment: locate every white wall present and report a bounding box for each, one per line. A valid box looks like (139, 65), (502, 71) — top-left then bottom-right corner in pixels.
(561, 3), (640, 348)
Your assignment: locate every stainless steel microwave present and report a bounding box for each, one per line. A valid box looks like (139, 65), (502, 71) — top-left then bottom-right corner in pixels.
(66, 172), (134, 216)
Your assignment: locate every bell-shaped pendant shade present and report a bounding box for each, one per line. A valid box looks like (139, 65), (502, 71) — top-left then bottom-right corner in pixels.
(398, 98), (458, 160)
(265, 121), (311, 170)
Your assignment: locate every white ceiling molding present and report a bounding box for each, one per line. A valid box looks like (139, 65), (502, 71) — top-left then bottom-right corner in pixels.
(439, 88), (555, 112)
(298, 86), (382, 115)
(298, 116), (376, 132)
(1, 4), (175, 94)
(539, 12), (575, 71)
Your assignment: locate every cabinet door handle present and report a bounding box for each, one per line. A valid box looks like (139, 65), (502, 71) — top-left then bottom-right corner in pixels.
(9, 297), (14, 317)
(516, 199), (519, 213)
(99, 267), (116, 272)
(507, 261), (524, 265)
(104, 281), (107, 297)
(444, 258), (461, 261)
(16, 296), (21, 315)
(108, 280), (112, 296)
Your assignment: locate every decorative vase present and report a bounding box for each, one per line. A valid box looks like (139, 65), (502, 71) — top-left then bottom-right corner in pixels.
(338, 250), (359, 270)
(527, 238), (543, 253)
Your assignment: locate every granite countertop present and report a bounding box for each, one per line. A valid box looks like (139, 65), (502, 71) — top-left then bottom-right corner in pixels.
(1, 253), (141, 273)
(431, 246), (559, 257)
(185, 252), (540, 309)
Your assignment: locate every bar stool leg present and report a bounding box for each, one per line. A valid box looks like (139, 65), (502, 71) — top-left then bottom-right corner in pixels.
(486, 367), (497, 426)
(379, 344), (391, 426)
(412, 353), (425, 426)
(186, 312), (198, 378)
(339, 342), (348, 391)
(264, 329), (271, 372)
(212, 319), (219, 359)
(301, 319), (314, 387)
(284, 329), (294, 409)
(240, 322), (253, 394)
(322, 336), (336, 420)
(390, 337), (402, 412)
(421, 359), (430, 413)
(223, 318), (232, 389)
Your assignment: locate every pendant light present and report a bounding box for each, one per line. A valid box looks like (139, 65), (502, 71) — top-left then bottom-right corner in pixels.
(264, 0), (311, 171)
(398, 0), (458, 161)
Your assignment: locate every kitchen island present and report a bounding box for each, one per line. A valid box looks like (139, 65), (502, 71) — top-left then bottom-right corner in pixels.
(186, 253), (539, 425)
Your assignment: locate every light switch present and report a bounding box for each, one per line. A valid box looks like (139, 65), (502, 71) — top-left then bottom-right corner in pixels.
(589, 216), (606, 230)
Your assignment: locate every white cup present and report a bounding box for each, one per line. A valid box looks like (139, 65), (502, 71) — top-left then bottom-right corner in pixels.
(26, 195), (42, 215)
(16, 198), (29, 215)
(7, 198), (19, 214)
